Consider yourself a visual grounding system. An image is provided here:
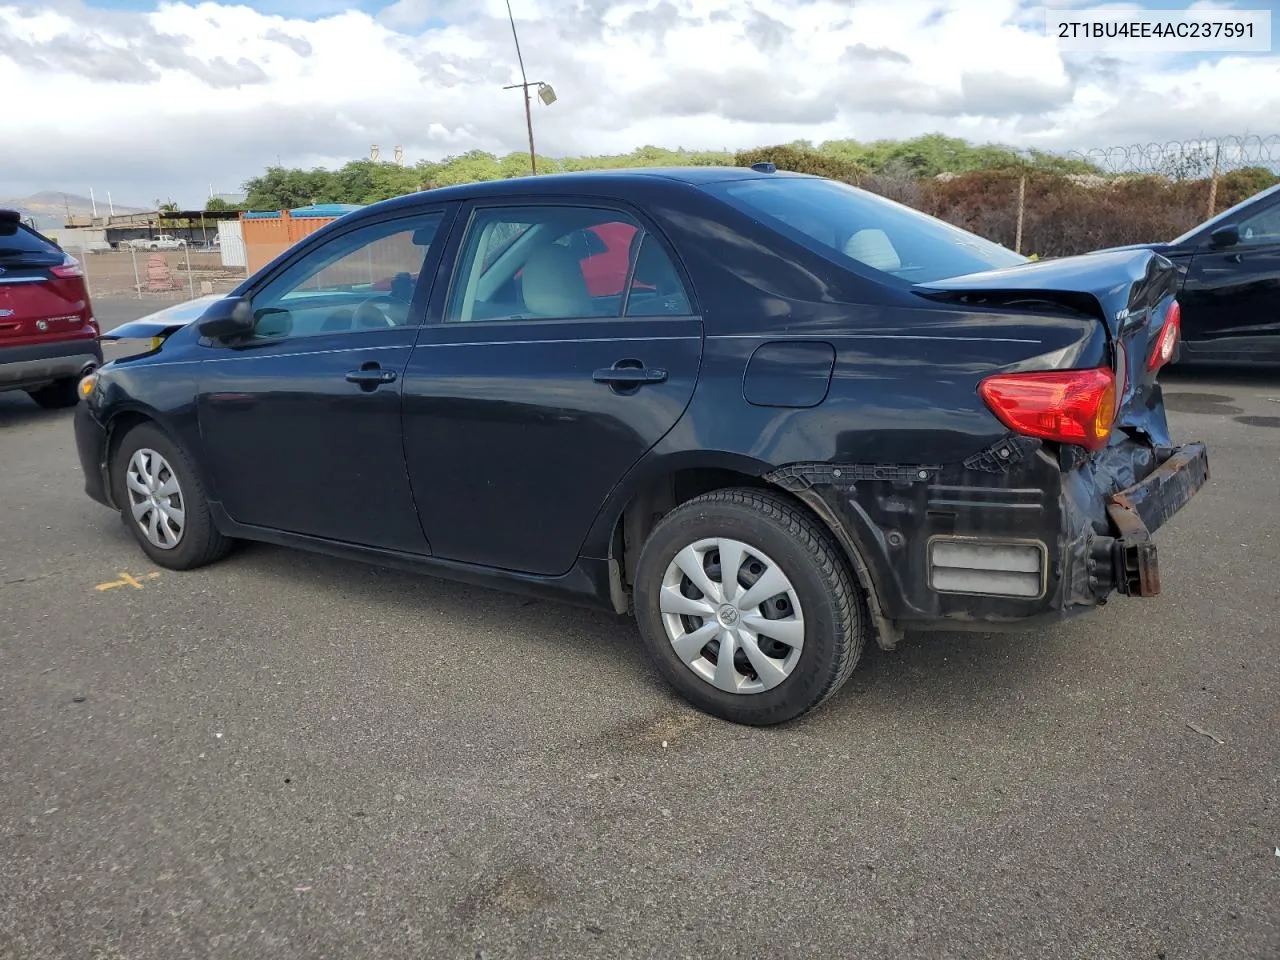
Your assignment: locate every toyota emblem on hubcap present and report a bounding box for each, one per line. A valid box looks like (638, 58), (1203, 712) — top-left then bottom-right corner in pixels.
(717, 604), (740, 626)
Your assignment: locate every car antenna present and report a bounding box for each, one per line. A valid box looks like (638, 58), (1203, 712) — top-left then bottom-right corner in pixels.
(750, 162), (777, 173)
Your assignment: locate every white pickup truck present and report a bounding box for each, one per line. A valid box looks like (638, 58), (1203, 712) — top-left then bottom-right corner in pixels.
(126, 235), (187, 250)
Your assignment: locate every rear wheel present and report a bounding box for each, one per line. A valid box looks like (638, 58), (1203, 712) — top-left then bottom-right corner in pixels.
(110, 422), (232, 570)
(633, 488), (866, 726)
(27, 376), (81, 409)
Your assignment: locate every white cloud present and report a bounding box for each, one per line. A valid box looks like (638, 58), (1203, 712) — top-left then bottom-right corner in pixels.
(0, 0), (1277, 206)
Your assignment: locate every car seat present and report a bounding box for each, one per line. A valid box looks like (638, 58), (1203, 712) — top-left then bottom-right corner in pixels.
(521, 243), (594, 318)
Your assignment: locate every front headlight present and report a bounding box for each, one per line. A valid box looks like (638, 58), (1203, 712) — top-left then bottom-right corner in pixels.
(78, 371), (99, 401)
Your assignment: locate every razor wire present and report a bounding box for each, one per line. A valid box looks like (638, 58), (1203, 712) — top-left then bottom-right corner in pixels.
(1068, 135), (1280, 179)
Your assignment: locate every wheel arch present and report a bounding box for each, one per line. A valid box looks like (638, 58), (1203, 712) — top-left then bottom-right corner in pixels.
(101, 405), (209, 508)
(591, 451), (899, 648)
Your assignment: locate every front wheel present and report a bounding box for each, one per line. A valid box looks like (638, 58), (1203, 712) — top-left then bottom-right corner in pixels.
(633, 488), (867, 726)
(110, 422), (233, 570)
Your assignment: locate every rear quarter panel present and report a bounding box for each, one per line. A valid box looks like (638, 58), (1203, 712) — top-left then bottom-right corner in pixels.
(578, 184), (1116, 625)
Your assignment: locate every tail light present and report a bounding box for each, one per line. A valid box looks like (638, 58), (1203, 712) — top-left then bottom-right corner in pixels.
(1148, 299), (1180, 371)
(50, 255), (84, 279)
(978, 367), (1117, 452)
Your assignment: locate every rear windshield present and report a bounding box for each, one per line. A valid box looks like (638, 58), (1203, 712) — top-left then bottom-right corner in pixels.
(705, 176), (1027, 284)
(0, 221), (62, 263)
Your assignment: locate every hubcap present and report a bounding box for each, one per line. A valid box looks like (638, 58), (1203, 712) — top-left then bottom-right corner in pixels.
(125, 448), (185, 550)
(659, 537), (805, 695)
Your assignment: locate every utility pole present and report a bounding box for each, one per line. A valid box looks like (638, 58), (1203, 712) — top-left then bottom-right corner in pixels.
(504, 0), (539, 175)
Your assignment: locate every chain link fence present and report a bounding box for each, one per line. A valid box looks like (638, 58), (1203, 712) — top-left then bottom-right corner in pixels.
(54, 240), (248, 307)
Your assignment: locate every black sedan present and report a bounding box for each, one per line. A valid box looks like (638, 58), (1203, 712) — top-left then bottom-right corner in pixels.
(1093, 182), (1280, 364)
(74, 167), (1208, 725)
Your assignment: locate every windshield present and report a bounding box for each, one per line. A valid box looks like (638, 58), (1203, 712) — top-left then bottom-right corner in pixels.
(1170, 182), (1280, 245)
(706, 176), (1027, 284)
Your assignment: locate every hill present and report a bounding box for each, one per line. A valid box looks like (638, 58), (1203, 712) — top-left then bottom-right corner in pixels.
(0, 191), (147, 230)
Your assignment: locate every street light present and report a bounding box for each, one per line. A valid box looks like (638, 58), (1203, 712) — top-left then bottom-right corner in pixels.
(501, 0), (555, 175)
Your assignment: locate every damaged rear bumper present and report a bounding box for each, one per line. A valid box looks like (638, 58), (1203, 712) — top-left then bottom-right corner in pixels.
(1098, 441), (1209, 598)
(766, 437), (1209, 642)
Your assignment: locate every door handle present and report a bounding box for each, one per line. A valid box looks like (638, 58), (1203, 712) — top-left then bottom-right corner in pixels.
(592, 364), (668, 387)
(345, 364), (397, 389)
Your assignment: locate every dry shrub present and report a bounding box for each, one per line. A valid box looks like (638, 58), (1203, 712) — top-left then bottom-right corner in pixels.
(728, 147), (1278, 257)
(858, 172), (925, 208)
(854, 170), (1278, 256)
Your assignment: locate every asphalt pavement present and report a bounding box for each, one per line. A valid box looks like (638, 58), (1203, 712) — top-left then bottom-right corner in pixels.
(2, 298), (1277, 959)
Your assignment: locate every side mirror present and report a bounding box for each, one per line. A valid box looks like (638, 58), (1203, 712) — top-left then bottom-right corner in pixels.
(197, 296), (255, 340)
(1210, 225), (1240, 248)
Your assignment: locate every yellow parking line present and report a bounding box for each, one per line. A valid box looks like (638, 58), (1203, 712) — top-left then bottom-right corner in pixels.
(95, 571), (161, 592)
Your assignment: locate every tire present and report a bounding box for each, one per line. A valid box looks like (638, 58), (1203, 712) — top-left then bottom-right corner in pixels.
(633, 488), (867, 726)
(110, 422), (233, 570)
(27, 376), (81, 409)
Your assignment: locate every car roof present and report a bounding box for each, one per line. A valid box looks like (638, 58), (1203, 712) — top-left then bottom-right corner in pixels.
(364, 166), (816, 215)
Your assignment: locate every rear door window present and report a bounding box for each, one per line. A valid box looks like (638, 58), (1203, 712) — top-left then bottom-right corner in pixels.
(0, 222), (63, 264)
(446, 205), (642, 323)
(625, 233), (693, 317)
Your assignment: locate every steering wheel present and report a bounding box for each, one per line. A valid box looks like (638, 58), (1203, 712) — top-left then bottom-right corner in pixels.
(352, 295), (409, 328)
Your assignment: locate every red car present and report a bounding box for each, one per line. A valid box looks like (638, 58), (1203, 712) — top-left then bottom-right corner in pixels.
(0, 210), (101, 408)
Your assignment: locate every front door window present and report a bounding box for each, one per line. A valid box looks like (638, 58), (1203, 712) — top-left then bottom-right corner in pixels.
(248, 213), (445, 340)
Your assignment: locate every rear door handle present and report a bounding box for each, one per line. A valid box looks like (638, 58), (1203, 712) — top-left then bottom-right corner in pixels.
(592, 365), (668, 387)
(345, 365), (397, 388)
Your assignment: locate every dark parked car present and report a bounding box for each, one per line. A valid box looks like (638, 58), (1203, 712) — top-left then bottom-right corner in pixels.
(1092, 182), (1280, 364)
(1, 210), (102, 407)
(74, 168), (1208, 725)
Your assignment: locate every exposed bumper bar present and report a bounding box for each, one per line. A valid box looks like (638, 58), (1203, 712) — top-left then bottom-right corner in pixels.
(1104, 441), (1209, 598)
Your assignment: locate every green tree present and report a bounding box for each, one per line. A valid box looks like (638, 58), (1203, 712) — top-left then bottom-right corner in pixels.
(239, 134), (1115, 206)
